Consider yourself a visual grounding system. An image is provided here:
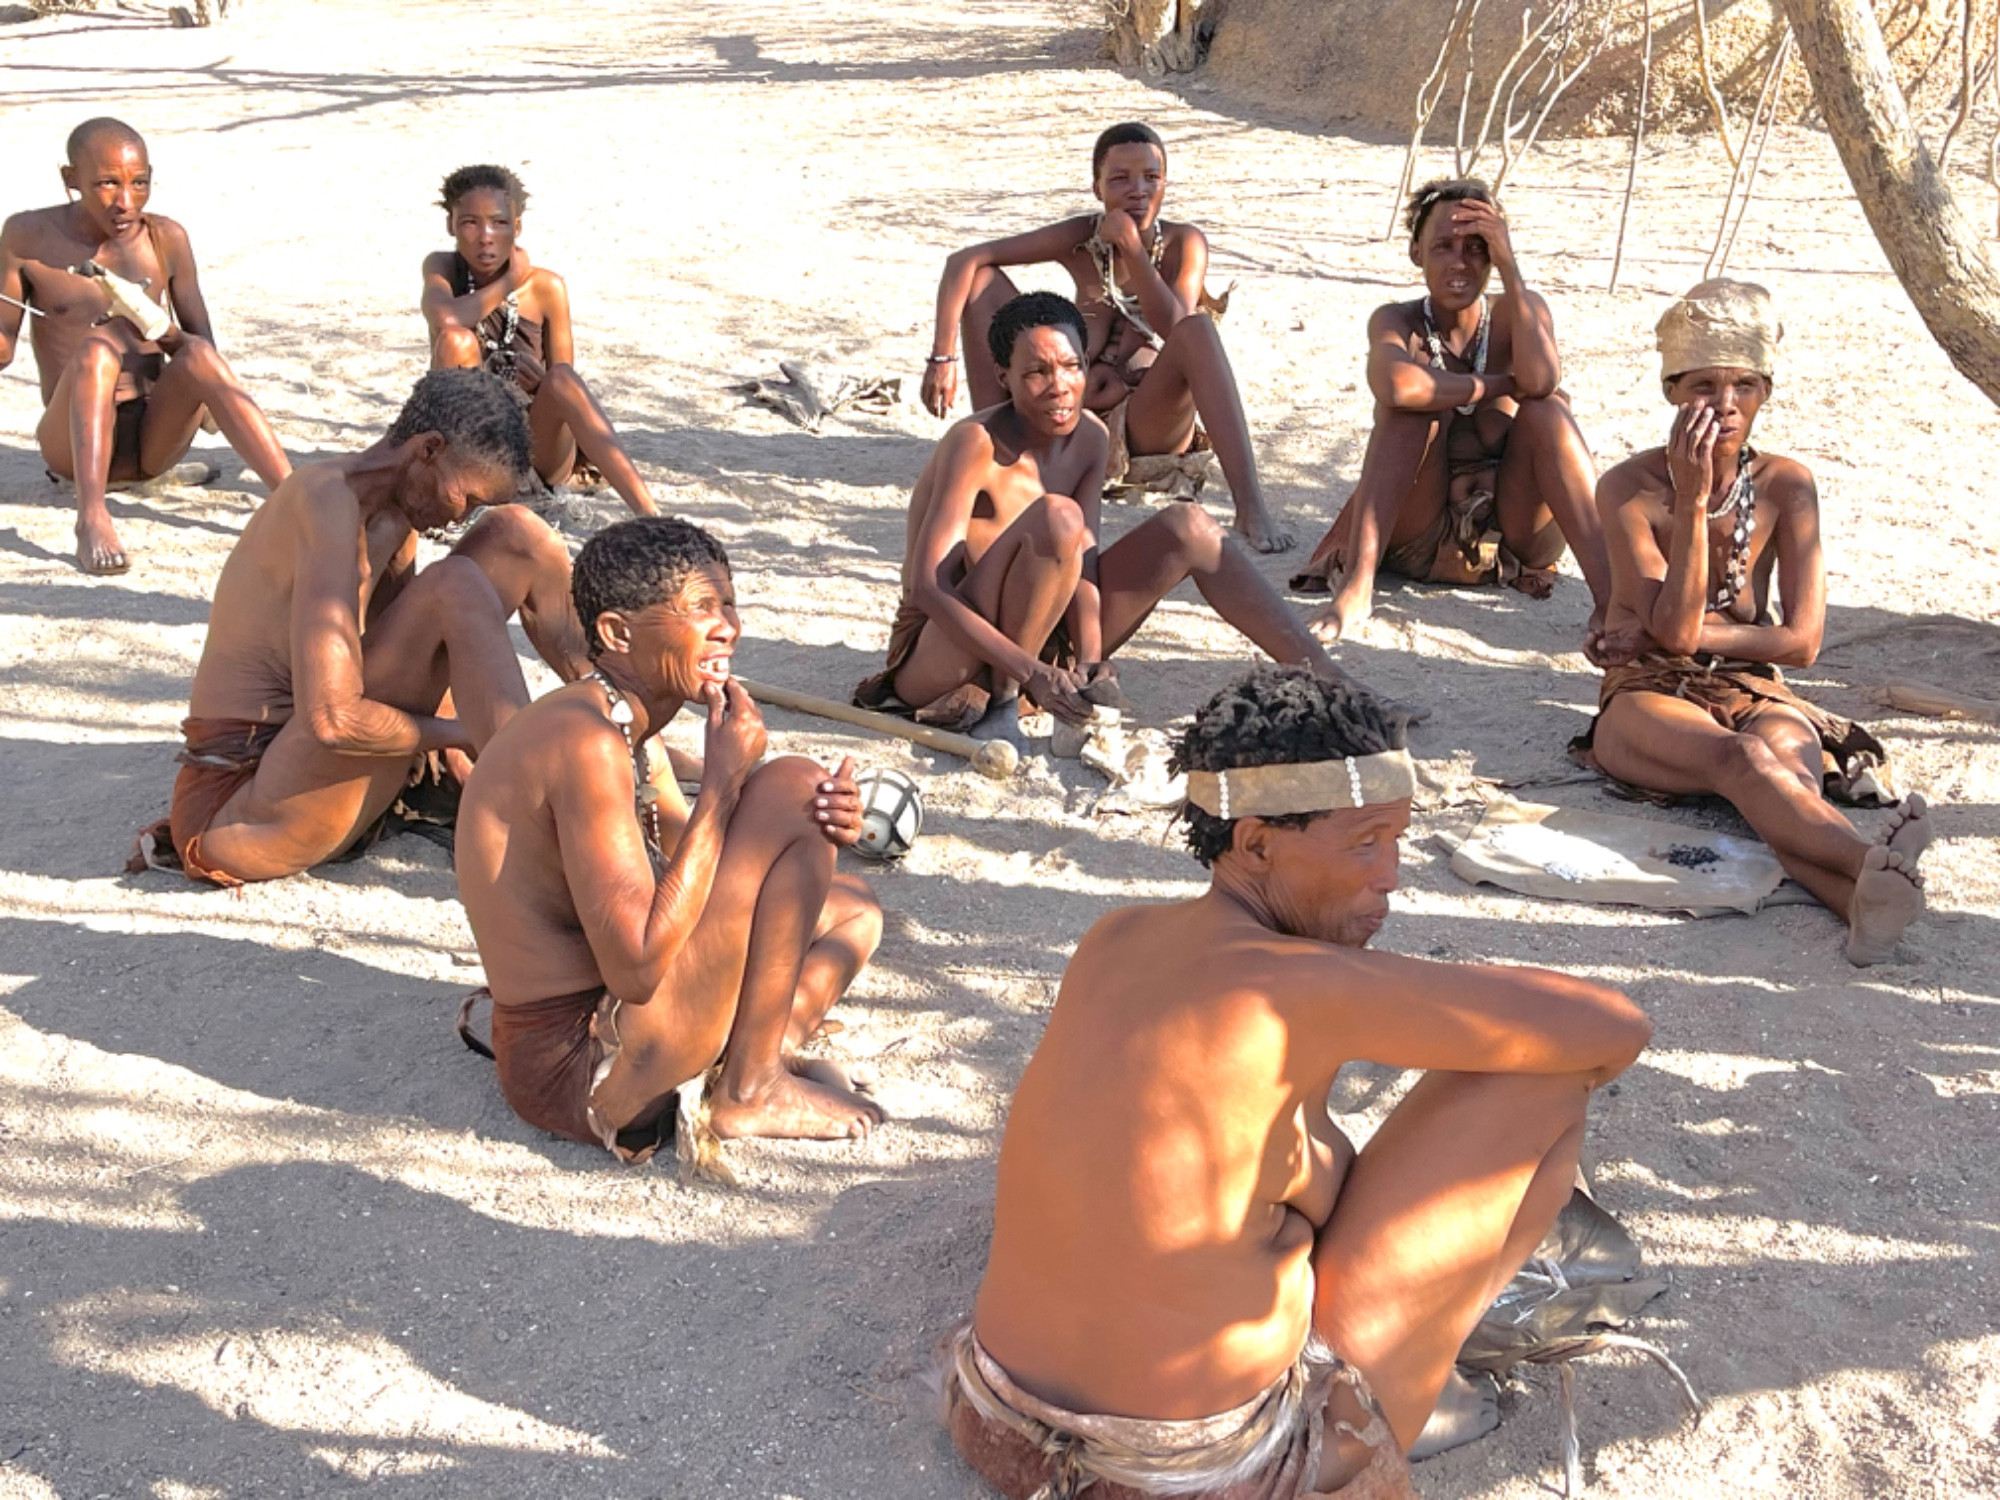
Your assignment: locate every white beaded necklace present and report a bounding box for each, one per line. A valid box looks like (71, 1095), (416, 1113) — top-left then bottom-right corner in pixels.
(1421, 296), (1489, 416)
(591, 669), (663, 869)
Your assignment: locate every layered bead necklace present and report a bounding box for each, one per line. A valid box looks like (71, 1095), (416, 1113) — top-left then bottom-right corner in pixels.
(590, 669), (663, 870)
(1707, 445), (1758, 612)
(1420, 296), (1489, 416)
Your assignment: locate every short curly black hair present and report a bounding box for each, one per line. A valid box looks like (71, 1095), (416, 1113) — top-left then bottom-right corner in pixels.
(385, 368), (532, 477)
(1171, 666), (1408, 867)
(572, 516), (732, 659)
(987, 291), (1088, 373)
(1405, 176), (1496, 243)
(1092, 122), (1166, 178)
(439, 163), (528, 217)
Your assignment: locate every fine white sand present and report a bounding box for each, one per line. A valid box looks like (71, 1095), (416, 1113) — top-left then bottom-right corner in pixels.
(2, 2), (1997, 1496)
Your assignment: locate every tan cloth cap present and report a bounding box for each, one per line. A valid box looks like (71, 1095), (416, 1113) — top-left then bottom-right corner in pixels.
(1656, 278), (1781, 397)
(1185, 749), (1417, 820)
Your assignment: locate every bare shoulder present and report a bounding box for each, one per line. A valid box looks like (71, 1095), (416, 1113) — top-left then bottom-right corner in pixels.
(1367, 299), (1421, 340)
(952, 408), (1006, 459)
(1164, 219), (1208, 256)
(529, 266), (567, 295)
(147, 213), (192, 249)
(1755, 450), (1818, 507)
(421, 248), (456, 278)
(2, 205), (66, 253)
(288, 459), (363, 523)
(1599, 447), (1668, 503)
(1072, 409), (1109, 457)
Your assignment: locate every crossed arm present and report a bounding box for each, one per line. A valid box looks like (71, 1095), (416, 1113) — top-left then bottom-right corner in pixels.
(907, 420), (1111, 679)
(292, 475), (470, 757)
(552, 695), (746, 1003)
(1599, 448), (1825, 665)
(421, 248), (523, 344)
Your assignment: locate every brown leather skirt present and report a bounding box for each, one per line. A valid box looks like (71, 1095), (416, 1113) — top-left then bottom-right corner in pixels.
(458, 987), (673, 1164)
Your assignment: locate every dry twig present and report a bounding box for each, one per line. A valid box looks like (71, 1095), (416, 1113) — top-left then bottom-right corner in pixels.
(1609, 0), (1654, 293)
(1706, 24), (1795, 279)
(1939, 0), (1978, 168)
(1388, 0), (1484, 237)
(1692, 0), (1741, 166)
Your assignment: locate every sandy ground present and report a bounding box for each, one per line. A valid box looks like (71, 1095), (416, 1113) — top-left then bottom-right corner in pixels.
(2, 2), (1998, 1496)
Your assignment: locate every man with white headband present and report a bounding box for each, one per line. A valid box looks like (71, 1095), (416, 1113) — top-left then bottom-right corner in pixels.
(942, 666), (1651, 1499)
(1577, 278), (1931, 966)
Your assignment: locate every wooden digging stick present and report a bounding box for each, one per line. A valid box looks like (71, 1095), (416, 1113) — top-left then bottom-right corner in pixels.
(735, 677), (1019, 780)
(1874, 680), (2000, 725)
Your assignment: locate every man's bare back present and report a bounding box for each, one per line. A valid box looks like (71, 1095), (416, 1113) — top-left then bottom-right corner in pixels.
(952, 668), (1650, 1499)
(977, 893), (1355, 1419)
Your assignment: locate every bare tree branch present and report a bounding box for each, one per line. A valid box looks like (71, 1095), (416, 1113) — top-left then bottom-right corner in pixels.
(1610, 0), (1654, 293)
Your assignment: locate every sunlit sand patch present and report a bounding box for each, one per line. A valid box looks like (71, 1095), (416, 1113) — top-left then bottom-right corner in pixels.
(1587, 1335), (2000, 1496)
(49, 1291), (616, 1469)
(0, 1007), (828, 1244)
(0, 1472), (64, 1500)
(1644, 1048), (1842, 1092)
(1625, 1213), (1970, 1270)
(152, 1482), (225, 1500)
(1598, 1161), (1755, 1203)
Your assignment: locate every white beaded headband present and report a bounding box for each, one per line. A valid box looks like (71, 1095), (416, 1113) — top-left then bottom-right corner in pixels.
(1184, 749), (1417, 820)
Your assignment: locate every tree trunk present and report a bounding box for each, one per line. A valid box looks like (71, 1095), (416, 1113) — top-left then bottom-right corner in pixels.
(1779, 0), (2000, 407)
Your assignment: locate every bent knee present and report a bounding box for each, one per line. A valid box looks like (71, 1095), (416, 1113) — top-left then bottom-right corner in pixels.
(469, 501), (562, 562)
(1511, 391), (1576, 433)
(433, 326), (482, 367)
(424, 553), (509, 621)
(737, 754), (840, 833)
(540, 361), (585, 401)
(70, 333), (125, 380)
(171, 333), (228, 380)
(1164, 310), (1222, 351)
(1027, 493), (1089, 557)
(1160, 497), (1224, 546)
(1710, 731), (1786, 786)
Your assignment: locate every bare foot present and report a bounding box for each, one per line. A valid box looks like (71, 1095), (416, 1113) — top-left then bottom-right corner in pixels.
(1234, 504), (1295, 555)
(970, 693), (1031, 756)
(709, 1067), (885, 1141)
(76, 512), (130, 576)
(1879, 793), (1934, 864)
(1305, 582), (1372, 647)
(793, 1055), (879, 1096)
(1846, 843), (1925, 967)
(1409, 1367), (1500, 1460)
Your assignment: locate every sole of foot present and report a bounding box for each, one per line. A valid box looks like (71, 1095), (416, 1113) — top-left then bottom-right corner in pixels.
(709, 1069), (886, 1141)
(1846, 842), (1925, 966)
(1410, 1367), (1500, 1460)
(1881, 793), (1934, 864)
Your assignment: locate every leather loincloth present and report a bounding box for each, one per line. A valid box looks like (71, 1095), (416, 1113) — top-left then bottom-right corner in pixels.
(127, 716), (282, 889)
(940, 1324), (1414, 1500)
(1571, 654), (1894, 806)
(853, 556), (1076, 731)
(1292, 413), (1536, 591)
(457, 986), (673, 1165)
